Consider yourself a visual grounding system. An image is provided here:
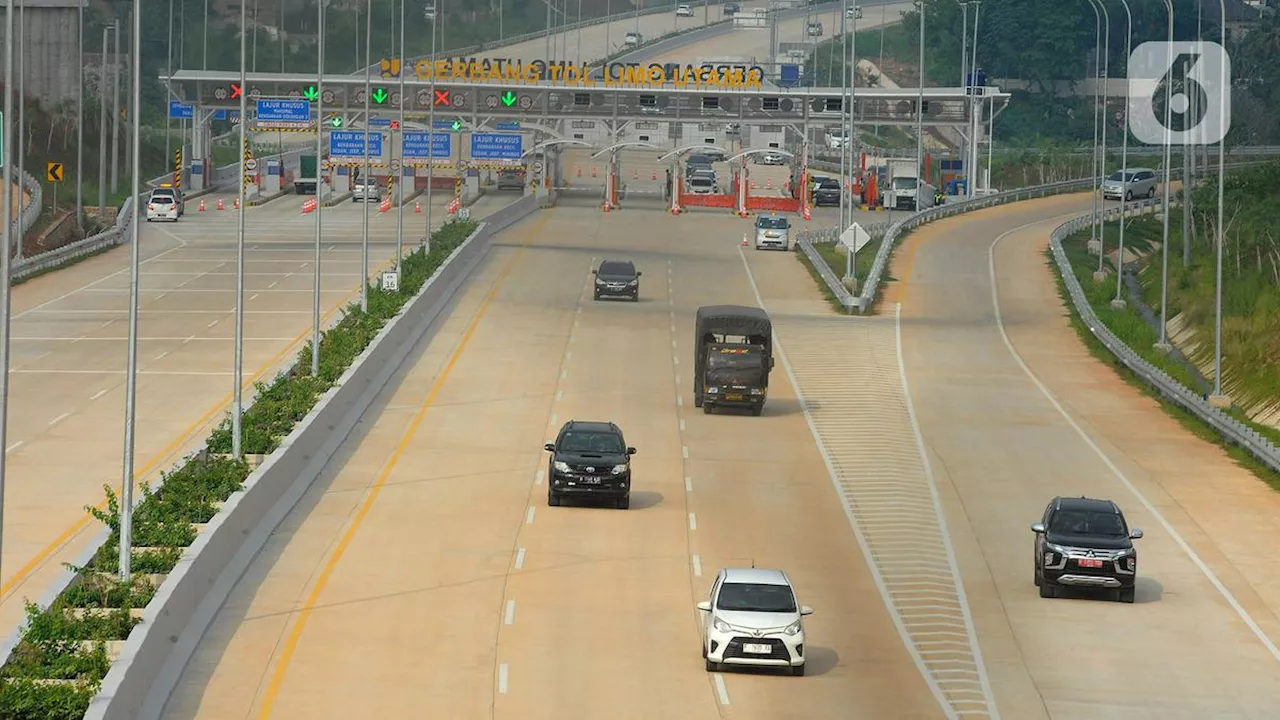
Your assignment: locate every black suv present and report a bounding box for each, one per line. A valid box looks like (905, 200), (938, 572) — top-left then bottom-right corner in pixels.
(544, 421), (636, 509)
(592, 260), (641, 301)
(1032, 496), (1143, 603)
(811, 177), (841, 206)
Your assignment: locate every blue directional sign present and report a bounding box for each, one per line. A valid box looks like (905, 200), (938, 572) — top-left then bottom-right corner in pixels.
(433, 120), (456, 131)
(496, 121), (522, 131)
(329, 130), (384, 157)
(368, 117), (392, 128)
(256, 98), (311, 123)
(470, 133), (523, 160)
(169, 100), (194, 119)
(213, 109), (228, 120)
(402, 132), (451, 159)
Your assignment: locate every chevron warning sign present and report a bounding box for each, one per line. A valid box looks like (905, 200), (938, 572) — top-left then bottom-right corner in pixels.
(172, 148), (183, 190)
(242, 139), (255, 188)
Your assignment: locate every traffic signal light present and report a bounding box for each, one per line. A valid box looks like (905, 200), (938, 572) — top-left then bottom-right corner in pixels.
(329, 115), (344, 128)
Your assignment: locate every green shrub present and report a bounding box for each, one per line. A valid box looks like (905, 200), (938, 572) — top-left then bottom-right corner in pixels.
(0, 678), (99, 720)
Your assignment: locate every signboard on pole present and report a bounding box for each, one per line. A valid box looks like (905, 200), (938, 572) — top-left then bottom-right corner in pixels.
(169, 100), (194, 119)
(402, 132), (451, 159)
(470, 133), (523, 160)
(840, 223), (872, 254)
(255, 98), (311, 123)
(328, 131), (384, 157)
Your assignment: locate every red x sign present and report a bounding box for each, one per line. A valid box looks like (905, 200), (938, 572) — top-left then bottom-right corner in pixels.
(230, 83), (243, 99)
(433, 89), (450, 106)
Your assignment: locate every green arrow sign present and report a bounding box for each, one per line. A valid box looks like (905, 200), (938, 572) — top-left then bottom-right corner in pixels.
(371, 87), (388, 104)
(302, 86), (320, 101)
(330, 116), (343, 128)
(451, 120), (462, 131)
(501, 91), (517, 107)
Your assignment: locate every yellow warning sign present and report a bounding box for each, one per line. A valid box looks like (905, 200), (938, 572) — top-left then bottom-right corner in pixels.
(172, 148), (183, 189)
(46, 162), (64, 183)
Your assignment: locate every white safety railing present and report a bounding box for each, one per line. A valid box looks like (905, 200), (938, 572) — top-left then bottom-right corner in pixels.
(1047, 207), (1280, 474)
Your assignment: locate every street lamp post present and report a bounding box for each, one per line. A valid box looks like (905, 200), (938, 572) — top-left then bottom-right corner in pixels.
(313, 0), (326, 378)
(1086, 0), (1110, 278)
(914, 0), (924, 202)
(361, 0), (373, 313)
(425, 5), (438, 250)
(232, 0), (249, 458)
(396, 0), (407, 269)
(1155, 0), (1174, 350)
(0, 0), (16, 588)
(112, 20), (120, 194)
(1111, 0), (1133, 310)
(119, 0), (144, 582)
(99, 24), (114, 221)
(76, 0), (85, 230)
(1211, 0), (1227, 402)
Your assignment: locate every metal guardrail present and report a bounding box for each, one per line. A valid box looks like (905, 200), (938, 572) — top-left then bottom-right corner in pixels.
(806, 145), (1280, 163)
(1047, 208), (1280, 474)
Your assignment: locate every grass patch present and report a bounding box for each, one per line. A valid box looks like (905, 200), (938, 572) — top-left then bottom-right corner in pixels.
(1052, 228), (1280, 487)
(0, 217), (481, 718)
(795, 233), (890, 314)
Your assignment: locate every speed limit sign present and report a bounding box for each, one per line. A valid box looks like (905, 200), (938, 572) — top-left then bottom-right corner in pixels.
(531, 160), (544, 173)
(390, 158), (402, 172)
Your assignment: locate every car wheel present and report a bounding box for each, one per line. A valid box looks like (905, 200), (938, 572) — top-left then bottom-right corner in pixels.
(1118, 587), (1136, 603)
(693, 395), (702, 408)
(616, 495), (630, 510)
(547, 491), (561, 507)
(790, 664), (806, 677)
(1034, 567), (1041, 587)
(593, 292), (600, 301)
(1039, 581), (1057, 599)
(705, 658), (718, 672)
(703, 403), (713, 414)
(1125, 190), (1133, 201)
(750, 405), (763, 416)
(701, 641), (707, 659)
(631, 293), (639, 302)
(1147, 187), (1155, 198)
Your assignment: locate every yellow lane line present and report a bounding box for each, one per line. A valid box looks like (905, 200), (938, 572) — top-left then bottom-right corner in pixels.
(254, 214), (545, 719)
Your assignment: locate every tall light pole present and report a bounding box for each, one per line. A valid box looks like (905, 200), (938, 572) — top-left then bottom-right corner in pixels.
(119, 0), (144, 582)
(1111, 0), (1133, 309)
(166, 0), (174, 185)
(425, 4), (437, 250)
(1155, 0), (1174, 349)
(1087, 0), (1110, 276)
(99, 24), (114, 219)
(233, 0), (249, 458)
(848, 0), (858, 232)
(17, 1), (24, 259)
(313, 0), (326, 378)
(914, 0), (924, 199)
(966, 1), (981, 197)
(111, 21), (120, 194)
(361, 0), (373, 313)
(396, 0), (407, 269)
(960, 0), (971, 191)
(1211, 0), (1226, 401)
(838, 0), (848, 234)
(203, 0), (209, 70)
(0, 0), (17, 589)
(76, 0), (85, 230)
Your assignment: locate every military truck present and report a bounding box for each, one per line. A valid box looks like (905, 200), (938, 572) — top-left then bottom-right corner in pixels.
(295, 154), (319, 195)
(693, 305), (774, 415)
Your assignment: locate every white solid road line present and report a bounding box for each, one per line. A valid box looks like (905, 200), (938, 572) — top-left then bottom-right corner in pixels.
(691, 554), (702, 577)
(48, 413), (70, 427)
(989, 222), (1280, 665)
(688, 513), (697, 531)
(682, 445), (689, 459)
(679, 419), (686, 431)
(514, 548), (526, 570)
(712, 674), (730, 705)
(685, 477), (692, 492)
(90, 388), (109, 401)
(526, 507), (536, 525)
(6, 441), (24, 453)
(535, 470), (545, 486)
(498, 663), (509, 694)
(555, 390), (562, 402)
(504, 600), (516, 626)
(736, 245), (993, 719)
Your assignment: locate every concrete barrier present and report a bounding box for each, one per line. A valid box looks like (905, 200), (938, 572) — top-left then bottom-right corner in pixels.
(82, 194), (540, 720)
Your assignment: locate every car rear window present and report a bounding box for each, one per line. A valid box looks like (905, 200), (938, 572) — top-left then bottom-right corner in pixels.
(151, 196), (174, 205)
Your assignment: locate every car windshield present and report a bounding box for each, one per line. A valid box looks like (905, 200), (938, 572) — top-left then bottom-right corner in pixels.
(756, 217), (788, 230)
(558, 431), (624, 454)
(717, 582), (796, 613)
(1107, 171), (1138, 182)
(892, 177), (918, 189)
(598, 261), (634, 276)
(816, 179), (839, 189)
(1049, 509), (1126, 536)
(689, 177), (713, 187)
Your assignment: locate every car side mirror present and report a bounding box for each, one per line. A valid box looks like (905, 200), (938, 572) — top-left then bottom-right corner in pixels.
(800, 606), (814, 616)
(544, 443), (555, 452)
(1030, 522), (1046, 534)
(591, 269), (597, 274)
(626, 447), (637, 455)
(636, 271), (642, 277)
(1129, 529), (1143, 539)
(696, 601), (712, 612)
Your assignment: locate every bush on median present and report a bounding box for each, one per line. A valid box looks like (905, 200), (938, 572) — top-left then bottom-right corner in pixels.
(0, 218), (479, 718)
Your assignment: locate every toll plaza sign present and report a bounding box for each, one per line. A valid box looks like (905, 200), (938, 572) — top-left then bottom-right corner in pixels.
(379, 58), (766, 89)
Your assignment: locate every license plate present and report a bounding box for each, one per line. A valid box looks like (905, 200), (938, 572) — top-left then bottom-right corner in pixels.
(1077, 558), (1104, 568)
(725, 393), (743, 401)
(742, 643), (771, 654)
(578, 476), (601, 484)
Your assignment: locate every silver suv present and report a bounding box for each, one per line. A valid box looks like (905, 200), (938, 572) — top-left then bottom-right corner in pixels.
(1101, 168), (1158, 201)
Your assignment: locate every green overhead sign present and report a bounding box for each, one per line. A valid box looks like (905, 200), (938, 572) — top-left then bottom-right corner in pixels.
(302, 86), (320, 101)
(501, 91), (517, 107)
(371, 87), (388, 104)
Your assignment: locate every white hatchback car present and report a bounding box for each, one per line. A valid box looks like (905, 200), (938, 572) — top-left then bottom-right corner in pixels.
(698, 568), (813, 676)
(676, 3), (694, 16)
(145, 190), (179, 222)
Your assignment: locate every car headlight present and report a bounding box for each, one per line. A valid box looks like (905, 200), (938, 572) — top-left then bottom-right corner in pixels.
(595, 278), (606, 285)
(713, 617), (732, 632)
(749, 388), (764, 395)
(553, 461), (571, 473)
(627, 280), (637, 286)
(782, 621), (802, 636)
(610, 464), (628, 474)
(706, 387), (718, 394)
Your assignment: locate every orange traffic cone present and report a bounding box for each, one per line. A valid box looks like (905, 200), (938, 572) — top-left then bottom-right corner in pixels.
(651, 170), (657, 180)
(198, 199), (206, 211)
(414, 201), (421, 213)
(577, 167), (582, 177)
(767, 179), (774, 190)
(233, 197), (240, 209)
(741, 234), (749, 246)
(591, 167), (597, 178)
(217, 198), (225, 210)
(632, 169), (639, 180)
